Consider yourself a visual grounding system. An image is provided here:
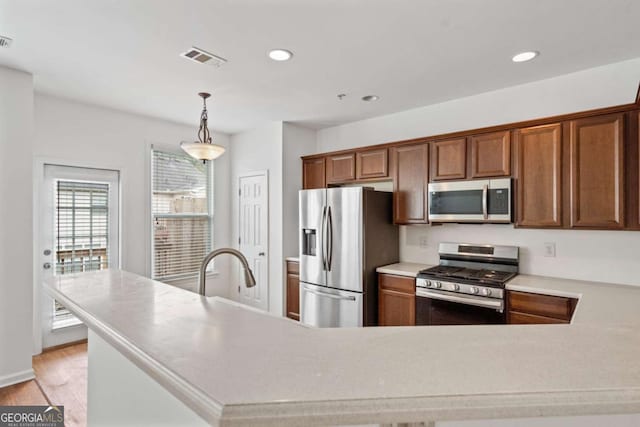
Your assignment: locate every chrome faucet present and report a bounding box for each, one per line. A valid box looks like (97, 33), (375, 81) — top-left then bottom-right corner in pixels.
(198, 248), (257, 296)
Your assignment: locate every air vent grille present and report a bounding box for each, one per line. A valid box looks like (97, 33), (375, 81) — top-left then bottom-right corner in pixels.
(0, 36), (13, 48)
(180, 47), (227, 67)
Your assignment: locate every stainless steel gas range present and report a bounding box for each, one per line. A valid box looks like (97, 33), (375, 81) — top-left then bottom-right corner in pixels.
(415, 242), (519, 325)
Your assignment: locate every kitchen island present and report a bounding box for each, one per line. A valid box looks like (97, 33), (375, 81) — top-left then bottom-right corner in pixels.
(44, 269), (640, 426)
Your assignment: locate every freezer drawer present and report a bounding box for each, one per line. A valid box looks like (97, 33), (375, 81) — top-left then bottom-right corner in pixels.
(299, 282), (363, 328)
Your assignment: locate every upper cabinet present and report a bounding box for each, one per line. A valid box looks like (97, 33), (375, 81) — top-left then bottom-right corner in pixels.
(470, 130), (511, 178)
(326, 153), (356, 184)
(356, 148), (389, 180)
(569, 114), (625, 229)
(515, 124), (563, 228)
(430, 138), (467, 181)
(302, 157), (326, 189)
(391, 143), (429, 224)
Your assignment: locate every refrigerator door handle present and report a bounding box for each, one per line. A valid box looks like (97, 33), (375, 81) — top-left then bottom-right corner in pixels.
(321, 206), (327, 270)
(327, 206), (334, 271)
(302, 285), (357, 301)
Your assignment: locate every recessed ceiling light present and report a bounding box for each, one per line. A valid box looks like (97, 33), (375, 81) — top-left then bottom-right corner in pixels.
(512, 51), (539, 63)
(268, 49), (293, 61)
(362, 95), (379, 102)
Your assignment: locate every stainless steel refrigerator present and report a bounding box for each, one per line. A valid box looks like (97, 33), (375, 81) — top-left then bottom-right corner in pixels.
(299, 187), (399, 327)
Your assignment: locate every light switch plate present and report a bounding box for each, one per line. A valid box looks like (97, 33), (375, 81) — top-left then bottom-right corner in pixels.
(543, 242), (556, 257)
(419, 235), (428, 248)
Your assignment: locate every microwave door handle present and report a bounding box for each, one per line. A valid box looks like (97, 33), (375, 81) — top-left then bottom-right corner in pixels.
(482, 184), (488, 220)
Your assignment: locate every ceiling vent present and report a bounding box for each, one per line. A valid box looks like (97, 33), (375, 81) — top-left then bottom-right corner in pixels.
(180, 47), (227, 67)
(0, 36), (13, 48)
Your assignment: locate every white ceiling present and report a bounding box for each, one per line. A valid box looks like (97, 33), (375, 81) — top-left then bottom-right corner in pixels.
(1, 0), (639, 134)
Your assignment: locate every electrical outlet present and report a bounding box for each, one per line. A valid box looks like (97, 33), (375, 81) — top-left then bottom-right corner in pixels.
(419, 235), (428, 248)
(543, 242), (556, 257)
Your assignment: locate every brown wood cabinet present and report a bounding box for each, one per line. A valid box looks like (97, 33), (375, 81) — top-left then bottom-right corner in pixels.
(302, 158), (326, 189)
(378, 273), (415, 326)
(326, 153), (356, 184)
(515, 124), (563, 227)
(356, 148), (388, 180)
(430, 138), (467, 180)
(391, 143), (429, 224)
(507, 290), (577, 324)
(569, 114), (625, 229)
(470, 130), (511, 178)
(285, 260), (300, 321)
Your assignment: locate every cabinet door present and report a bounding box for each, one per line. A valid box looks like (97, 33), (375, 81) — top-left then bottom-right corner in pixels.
(286, 272), (300, 321)
(379, 289), (415, 326)
(569, 114), (625, 228)
(470, 130), (511, 178)
(285, 261), (300, 321)
(391, 143), (429, 224)
(430, 138), (467, 180)
(302, 158), (326, 189)
(515, 124), (563, 227)
(378, 274), (415, 326)
(356, 148), (388, 180)
(326, 153), (356, 184)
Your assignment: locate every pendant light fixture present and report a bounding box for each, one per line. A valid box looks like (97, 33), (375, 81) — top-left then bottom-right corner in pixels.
(180, 92), (225, 162)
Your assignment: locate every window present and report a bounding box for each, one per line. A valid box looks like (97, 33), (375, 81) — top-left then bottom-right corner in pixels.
(151, 149), (213, 285)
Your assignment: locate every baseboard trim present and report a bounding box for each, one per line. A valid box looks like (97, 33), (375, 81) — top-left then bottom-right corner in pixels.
(0, 369), (35, 388)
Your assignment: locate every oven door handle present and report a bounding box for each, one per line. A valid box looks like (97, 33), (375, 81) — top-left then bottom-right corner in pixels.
(416, 289), (504, 312)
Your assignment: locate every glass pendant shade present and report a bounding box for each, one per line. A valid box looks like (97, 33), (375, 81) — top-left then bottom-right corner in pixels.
(181, 92), (225, 162)
(180, 141), (225, 160)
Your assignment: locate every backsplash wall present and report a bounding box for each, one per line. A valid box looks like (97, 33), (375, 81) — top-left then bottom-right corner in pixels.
(401, 224), (640, 286)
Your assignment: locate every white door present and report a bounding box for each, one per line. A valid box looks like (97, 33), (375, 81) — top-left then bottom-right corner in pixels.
(39, 165), (120, 348)
(238, 172), (268, 311)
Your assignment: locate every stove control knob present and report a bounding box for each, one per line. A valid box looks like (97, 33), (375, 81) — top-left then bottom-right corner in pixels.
(425, 280), (432, 287)
(481, 288), (492, 297)
(469, 286), (479, 295)
(434, 281), (442, 289)
(451, 284), (460, 291)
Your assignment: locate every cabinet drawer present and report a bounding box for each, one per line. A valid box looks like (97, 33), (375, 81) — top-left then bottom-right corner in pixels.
(507, 291), (577, 321)
(286, 260), (299, 274)
(379, 273), (415, 294)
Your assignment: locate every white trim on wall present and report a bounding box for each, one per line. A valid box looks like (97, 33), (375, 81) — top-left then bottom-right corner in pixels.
(0, 369), (35, 389)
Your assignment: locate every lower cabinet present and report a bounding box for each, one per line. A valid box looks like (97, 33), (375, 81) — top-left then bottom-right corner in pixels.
(286, 260), (300, 321)
(378, 273), (415, 326)
(507, 290), (577, 324)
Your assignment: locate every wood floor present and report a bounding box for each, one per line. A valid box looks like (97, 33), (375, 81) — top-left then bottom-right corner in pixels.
(0, 341), (88, 427)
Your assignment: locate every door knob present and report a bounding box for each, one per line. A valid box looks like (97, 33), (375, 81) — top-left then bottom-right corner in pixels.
(43, 263), (52, 270)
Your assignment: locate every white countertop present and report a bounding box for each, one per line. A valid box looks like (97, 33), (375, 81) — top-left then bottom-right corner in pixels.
(376, 262), (432, 277)
(44, 270), (640, 426)
(285, 256), (299, 262)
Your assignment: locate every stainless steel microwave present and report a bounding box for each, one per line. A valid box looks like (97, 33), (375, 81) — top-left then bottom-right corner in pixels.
(428, 178), (512, 223)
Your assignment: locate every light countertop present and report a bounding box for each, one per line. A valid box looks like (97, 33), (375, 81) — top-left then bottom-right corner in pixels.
(285, 256), (299, 262)
(44, 270), (640, 426)
(375, 262), (432, 277)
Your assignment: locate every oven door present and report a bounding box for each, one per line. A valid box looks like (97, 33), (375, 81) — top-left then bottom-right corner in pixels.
(428, 178), (511, 223)
(415, 289), (505, 325)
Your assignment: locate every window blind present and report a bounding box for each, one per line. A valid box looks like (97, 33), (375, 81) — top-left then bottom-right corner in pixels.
(55, 180), (110, 317)
(152, 150), (212, 282)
